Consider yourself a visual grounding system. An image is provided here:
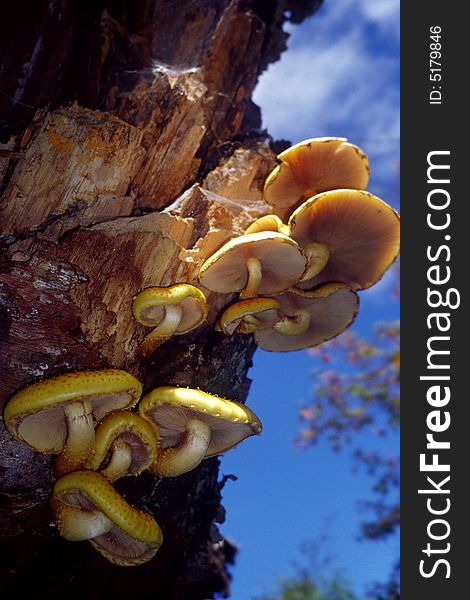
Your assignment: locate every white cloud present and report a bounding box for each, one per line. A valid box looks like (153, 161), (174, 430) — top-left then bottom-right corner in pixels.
(253, 0), (399, 208)
(255, 18), (398, 137)
(358, 0), (400, 39)
(255, 28), (366, 139)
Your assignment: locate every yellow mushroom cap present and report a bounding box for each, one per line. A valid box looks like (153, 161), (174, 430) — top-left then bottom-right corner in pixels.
(3, 369), (142, 454)
(52, 470), (163, 566)
(289, 189), (400, 291)
(254, 284), (359, 352)
(263, 137), (370, 219)
(84, 411), (159, 478)
(217, 297), (282, 334)
(132, 284), (208, 332)
(198, 231), (307, 295)
(244, 214), (289, 236)
(138, 386), (262, 457)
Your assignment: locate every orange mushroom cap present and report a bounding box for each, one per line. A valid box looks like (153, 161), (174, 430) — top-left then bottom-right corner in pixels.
(263, 137), (370, 219)
(254, 284), (359, 352)
(198, 231), (307, 298)
(289, 189), (400, 291)
(244, 214), (289, 236)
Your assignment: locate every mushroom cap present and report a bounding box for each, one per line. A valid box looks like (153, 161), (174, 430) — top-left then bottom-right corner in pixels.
(52, 470), (163, 566)
(263, 137), (370, 219)
(289, 189), (400, 291)
(254, 283), (359, 352)
(138, 387), (262, 457)
(217, 297), (282, 334)
(132, 284), (207, 333)
(198, 231), (307, 295)
(84, 411), (159, 477)
(244, 214), (289, 235)
(4, 369), (142, 454)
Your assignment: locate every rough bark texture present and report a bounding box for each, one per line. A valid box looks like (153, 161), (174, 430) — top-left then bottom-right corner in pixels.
(0, 1), (322, 597)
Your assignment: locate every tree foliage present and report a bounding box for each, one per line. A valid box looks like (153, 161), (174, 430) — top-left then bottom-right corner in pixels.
(255, 571), (358, 600)
(297, 320), (400, 542)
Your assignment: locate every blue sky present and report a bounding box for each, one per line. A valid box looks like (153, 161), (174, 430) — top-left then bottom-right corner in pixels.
(220, 1), (400, 598)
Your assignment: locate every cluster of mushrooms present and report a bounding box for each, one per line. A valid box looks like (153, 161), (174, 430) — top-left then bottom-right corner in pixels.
(133, 137), (400, 355)
(4, 370), (261, 565)
(3, 136), (400, 568)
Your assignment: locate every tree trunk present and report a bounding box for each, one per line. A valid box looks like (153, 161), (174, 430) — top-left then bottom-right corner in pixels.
(0, 1), (321, 597)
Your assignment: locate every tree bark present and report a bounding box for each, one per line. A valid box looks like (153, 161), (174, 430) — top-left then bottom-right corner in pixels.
(0, 1), (322, 597)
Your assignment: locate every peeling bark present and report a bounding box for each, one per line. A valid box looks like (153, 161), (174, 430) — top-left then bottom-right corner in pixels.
(0, 1), (322, 597)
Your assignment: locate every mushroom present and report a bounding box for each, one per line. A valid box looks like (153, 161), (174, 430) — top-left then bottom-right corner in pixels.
(254, 283), (359, 352)
(3, 369), (142, 476)
(138, 386), (262, 477)
(216, 297), (282, 335)
(84, 411), (159, 481)
(198, 231), (307, 299)
(132, 283), (208, 356)
(289, 189), (400, 291)
(263, 137), (370, 219)
(244, 214), (289, 236)
(51, 470), (163, 566)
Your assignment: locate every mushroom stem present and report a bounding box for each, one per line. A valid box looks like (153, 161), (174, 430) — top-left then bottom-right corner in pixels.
(238, 313), (263, 334)
(101, 439), (133, 482)
(55, 504), (114, 541)
(244, 314), (262, 327)
(153, 304), (183, 336)
(54, 400), (95, 477)
(152, 418), (211, 477)
(273, 310), (311, 336)
(139, 328), (168, 356)
(240, 257), (263, 299)
(139, 305), (183, 356)
(300, 242), (330, 281)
